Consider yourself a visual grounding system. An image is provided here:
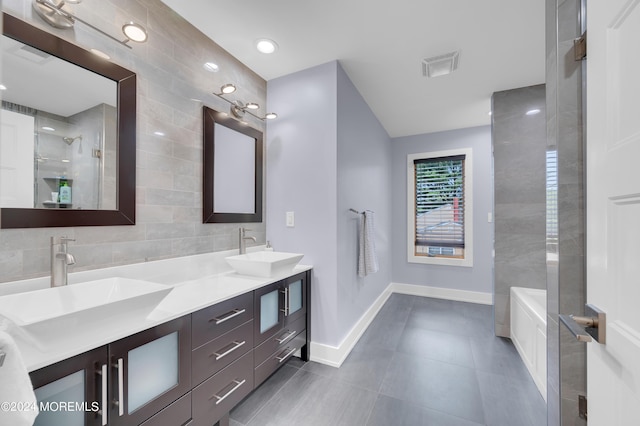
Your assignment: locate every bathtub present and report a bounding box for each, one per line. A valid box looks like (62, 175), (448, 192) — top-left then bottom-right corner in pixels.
(510, 287), (547, 401)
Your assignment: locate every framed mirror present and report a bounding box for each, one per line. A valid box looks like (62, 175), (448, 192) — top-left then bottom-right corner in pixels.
(0, 13), (136, 228)
(203, 106), (263, 223)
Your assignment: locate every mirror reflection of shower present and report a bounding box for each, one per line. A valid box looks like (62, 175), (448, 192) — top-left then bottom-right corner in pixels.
(1, 100), (115, 210)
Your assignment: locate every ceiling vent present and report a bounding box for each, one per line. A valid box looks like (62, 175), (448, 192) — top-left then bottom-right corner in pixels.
(422, 51), (460, 78)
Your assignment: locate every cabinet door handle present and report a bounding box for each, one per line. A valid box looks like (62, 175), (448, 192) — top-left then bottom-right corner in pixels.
(210, 308), (246, 324)
(276, 347), (297, 363)
(275, 330), (296, 344)
(210, 379), (246, 405)
(280, 288), (289, 316)
(114, 358), (124, 416)
(97, 364), (108, 426)
(212, 340), (246, 361)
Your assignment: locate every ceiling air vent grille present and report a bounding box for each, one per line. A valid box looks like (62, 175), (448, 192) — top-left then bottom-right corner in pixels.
(422, 51), (460, 78)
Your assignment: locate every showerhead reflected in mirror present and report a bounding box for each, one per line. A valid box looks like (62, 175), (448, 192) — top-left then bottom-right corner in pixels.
(0, 13), (137, 228)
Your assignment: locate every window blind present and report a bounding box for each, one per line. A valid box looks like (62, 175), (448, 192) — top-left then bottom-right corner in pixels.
(414, 155), (465, 248)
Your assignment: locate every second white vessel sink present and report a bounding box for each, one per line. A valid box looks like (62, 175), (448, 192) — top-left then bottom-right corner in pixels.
(0, 277), (172, 327)
(225, 251), (304, 277)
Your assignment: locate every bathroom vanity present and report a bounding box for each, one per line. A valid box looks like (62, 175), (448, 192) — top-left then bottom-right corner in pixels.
(1, 252), (311, 426)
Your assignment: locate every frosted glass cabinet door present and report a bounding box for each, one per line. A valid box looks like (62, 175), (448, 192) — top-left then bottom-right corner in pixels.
(283, 272), (307, 325)
(288, 279), (303, 316)
(254, 281), (286, 345)
(30, 346), (107, 426)
(109, 316), (191, 426)
(260, 289), (280, 333)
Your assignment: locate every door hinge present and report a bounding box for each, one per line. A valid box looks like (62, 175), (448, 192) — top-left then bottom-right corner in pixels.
(574, 31), (587, 61)
(579, 394), (588, 420)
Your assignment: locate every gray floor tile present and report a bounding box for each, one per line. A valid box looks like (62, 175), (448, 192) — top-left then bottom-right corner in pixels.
(302, 346), (394, 391)
(406, 306), (472, 336)
(397, 326), (475, 368)
(246, 369), (377, 426)
(366, 395), (484, 426)
(230, 364), (299, 424)
(356, 317), (407, 351)
(470, 338), (532, 381)
(476, 370), (547, 426)
(380, 352), (486, 423)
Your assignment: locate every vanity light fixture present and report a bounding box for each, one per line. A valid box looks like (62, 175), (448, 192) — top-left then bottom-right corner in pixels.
(32, 0), (148, 49)
(213, 84), (277, 121)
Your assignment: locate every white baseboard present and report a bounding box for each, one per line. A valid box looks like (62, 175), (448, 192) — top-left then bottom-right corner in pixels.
(308, 283), (492, 367)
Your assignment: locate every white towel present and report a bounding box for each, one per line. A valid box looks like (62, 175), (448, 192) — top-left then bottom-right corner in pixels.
(358, 210), (379, 277)
(0, 329), (39, 425)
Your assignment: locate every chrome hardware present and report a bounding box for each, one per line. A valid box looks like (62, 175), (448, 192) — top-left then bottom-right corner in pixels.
(559, 304), (606, 344)
(113, 358), (124, 416)
(212, 340), (246, 361)
(275, 330), (296, 345)
(574, 31), (587, 61)
(0, 350), (5, 367)
(97, 364), (108, 425)
(280, 288), (289, 316)
(276, 347), (297, 363)
(50, 236), (76, 287)
(211, 379), (246, 405)
(238, 227), (256, 255)
(210, 308), (246, 324)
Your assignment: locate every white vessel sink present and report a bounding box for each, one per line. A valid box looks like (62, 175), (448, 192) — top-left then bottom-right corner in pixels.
(0, 277), (172, 327)
(225, 251), (304, 277)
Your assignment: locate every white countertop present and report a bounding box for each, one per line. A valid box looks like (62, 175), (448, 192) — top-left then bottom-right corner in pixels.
(0, 247), (311, 372)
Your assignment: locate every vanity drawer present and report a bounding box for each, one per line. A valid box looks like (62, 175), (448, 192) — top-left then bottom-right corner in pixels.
(192, 292), (253, 349)
(192, 350), (254, 426)
(192, 320), (253, 386)
(254, 316), (306, 367)
(254, 331), (306, 387)
(139, 392), (191, 426)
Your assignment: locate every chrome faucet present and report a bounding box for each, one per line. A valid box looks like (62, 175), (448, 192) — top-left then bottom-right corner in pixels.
(51, 236), (76, 287)
(238, 227), (256, 255)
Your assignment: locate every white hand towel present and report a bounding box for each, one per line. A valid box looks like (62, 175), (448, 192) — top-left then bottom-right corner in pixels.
(358, 210), (379, 277)
(0, 330), (39, 425)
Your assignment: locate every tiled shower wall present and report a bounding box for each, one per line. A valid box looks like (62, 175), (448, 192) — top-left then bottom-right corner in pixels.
(0, 0), (267, 283)
(546, 0), (587, 424)
(492, 84), (547, 338)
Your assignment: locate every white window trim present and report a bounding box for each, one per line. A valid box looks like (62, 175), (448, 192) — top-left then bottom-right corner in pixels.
(407, 148), (474, 267)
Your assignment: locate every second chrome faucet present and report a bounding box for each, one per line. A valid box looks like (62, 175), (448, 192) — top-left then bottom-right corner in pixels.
(238, 227), (256, 254)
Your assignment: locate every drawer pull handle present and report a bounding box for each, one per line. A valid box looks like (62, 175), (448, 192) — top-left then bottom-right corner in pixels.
(211, 379), (246, 405)
(212, 340), (246, 361)
(211, 308), (246, 324)
(275, 330), (297, 344)
(276, 347), (297, 363)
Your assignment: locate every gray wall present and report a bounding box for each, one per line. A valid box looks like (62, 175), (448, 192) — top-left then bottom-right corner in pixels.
(0, 0), (267, 283)
(391, 126), (494, 296)
(492, 84), (547, 337)
(266, 61), (392, 348)
(546, 0), (586, 424)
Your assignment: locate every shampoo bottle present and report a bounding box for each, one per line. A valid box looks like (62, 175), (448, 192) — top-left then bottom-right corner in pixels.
(58, 180), (72, 204)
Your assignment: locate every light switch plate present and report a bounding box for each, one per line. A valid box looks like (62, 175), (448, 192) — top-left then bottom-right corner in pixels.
(286, 211), (295, 227)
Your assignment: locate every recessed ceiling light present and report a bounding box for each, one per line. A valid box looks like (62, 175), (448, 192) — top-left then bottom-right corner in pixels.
(256, 38), (278, 54)
(526, 109), (541, 116)
(203, 62), (219, 72)
(90, 48), (111, 60)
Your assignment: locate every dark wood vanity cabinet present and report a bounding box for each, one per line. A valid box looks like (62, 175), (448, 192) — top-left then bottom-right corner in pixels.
(29, 316), (192, 426)
(253, 271), (310, 387)
(28, 270), (311, 426)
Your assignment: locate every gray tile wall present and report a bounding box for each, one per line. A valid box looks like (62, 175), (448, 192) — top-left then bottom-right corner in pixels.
(0, 0), (266, 283)
(546, 0), (587, 425)
(492, 84), (547, 338)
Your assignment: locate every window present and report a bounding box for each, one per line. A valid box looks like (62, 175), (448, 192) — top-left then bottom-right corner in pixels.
(407, 148), (473, 266)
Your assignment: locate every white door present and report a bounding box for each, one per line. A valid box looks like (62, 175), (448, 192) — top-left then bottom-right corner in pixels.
(0, 109), (35, 207)
(586, 0), (640, 424)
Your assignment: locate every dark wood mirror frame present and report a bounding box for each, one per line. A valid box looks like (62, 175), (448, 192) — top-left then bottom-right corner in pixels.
(203, 106), (263, 223)
(0, 13), (136, 229)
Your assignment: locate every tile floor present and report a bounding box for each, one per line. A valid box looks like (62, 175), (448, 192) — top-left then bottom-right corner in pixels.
(230, 294), (547, 426)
